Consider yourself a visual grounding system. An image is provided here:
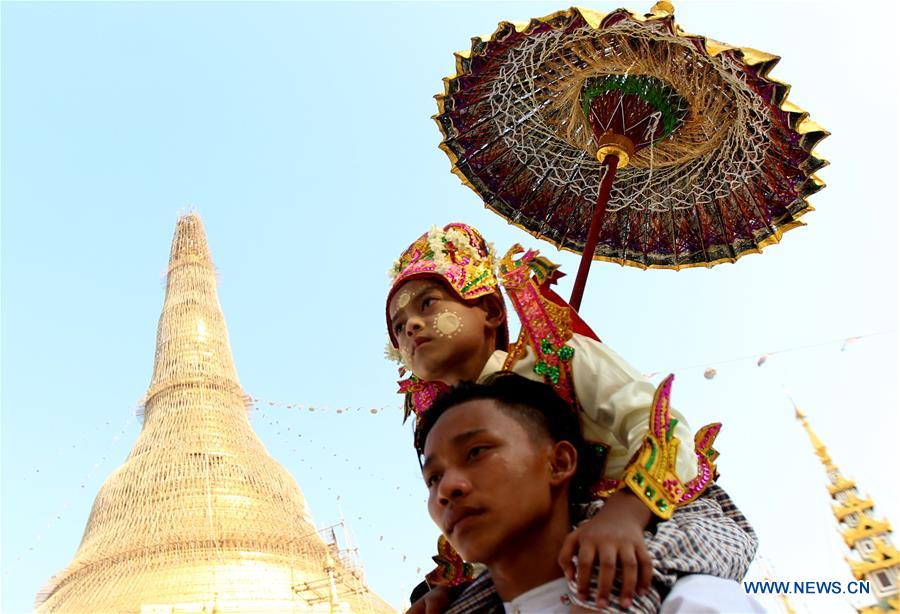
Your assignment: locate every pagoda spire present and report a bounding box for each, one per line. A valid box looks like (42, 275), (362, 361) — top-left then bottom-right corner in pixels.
(144, 212), (241, 415)
(36, 213), (393, 613)
(794, 401), (900, 612)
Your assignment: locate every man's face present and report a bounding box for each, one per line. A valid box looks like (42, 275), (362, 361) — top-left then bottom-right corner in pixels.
(388, 279), (493, 383)
(422, 399), (555, 564)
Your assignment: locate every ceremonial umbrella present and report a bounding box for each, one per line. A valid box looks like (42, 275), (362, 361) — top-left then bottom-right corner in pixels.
(434, 2), (827, 310)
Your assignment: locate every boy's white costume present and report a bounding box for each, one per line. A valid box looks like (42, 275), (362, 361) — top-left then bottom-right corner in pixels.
(480, 334), (696, 484)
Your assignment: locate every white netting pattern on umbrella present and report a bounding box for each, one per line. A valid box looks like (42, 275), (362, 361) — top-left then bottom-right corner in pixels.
(487, 20), (772, 212)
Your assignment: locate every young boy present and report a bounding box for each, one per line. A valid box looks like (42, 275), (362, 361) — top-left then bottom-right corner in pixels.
(387, 223), (758, 611)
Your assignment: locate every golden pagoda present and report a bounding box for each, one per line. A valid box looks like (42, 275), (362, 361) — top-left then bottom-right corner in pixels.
(795, 405), (899, 612)
(36, 214), (395, 613)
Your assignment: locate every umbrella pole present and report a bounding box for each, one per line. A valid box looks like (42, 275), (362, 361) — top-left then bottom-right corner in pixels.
(569, 155), (620, 311)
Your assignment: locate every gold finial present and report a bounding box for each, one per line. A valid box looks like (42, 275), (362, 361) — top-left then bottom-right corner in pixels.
(595, 134), (635, 167)
(650, 1), (675, 17)
(793, 403), (834, 469)
(789, 394), (806, 421)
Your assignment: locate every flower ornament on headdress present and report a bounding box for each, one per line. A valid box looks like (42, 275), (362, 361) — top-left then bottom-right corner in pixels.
(387, 259), (403, 278)
(384, 340), (414, 377)
(383, 341), (403, 364)
(386, 222), (500, 347)
(426, 225), (478, 275)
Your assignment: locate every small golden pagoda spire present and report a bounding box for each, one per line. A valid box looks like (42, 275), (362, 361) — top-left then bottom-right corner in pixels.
(794, 401), (899, 612)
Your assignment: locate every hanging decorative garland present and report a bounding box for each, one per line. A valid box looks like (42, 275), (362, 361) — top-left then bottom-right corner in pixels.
(642, 332), (890, 380)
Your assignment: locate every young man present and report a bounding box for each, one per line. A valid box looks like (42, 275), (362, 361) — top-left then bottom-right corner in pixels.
(416, 373), (657, 613)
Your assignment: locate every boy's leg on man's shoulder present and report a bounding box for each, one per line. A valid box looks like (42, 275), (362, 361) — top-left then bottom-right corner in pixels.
(567, 483), (759, 612)
(566, 571), (761, 613)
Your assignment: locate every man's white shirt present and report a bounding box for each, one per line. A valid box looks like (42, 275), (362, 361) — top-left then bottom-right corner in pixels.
(499, 574), (764, 613)
(502, 577), (570, 614)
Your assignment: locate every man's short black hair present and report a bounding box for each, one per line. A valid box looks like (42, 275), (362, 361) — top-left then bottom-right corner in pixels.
(415, 372), (601, 506)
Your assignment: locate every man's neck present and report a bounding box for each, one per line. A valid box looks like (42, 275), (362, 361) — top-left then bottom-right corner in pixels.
(486, 501), (571, 602)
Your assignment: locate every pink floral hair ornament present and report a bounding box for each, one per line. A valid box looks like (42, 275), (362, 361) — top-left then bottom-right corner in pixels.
(386, 223), (508, 350)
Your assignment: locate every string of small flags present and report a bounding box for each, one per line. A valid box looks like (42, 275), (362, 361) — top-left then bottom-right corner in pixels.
(6, 412), (135, 577)
(11, 407), (427, 580)
(252, 411), (431, 574)
(253, 411), (424, 505)
(249, 399), (392, 415)
(643, 331), (890, 380)
(16, 331), (889, 581)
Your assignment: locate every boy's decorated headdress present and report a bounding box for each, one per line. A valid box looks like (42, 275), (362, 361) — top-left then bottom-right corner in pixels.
(386, 223), (507, 349)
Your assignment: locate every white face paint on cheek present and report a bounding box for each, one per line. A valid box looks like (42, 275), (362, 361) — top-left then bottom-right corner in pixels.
(434, 311), (462, 337)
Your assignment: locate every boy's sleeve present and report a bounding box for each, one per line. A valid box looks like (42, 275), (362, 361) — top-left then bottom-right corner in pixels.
(570, 335), (716, 517)
(495, 245), (716, 517)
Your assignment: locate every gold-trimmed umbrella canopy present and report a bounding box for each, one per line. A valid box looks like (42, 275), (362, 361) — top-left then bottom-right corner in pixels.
(434, 3), (828, 278)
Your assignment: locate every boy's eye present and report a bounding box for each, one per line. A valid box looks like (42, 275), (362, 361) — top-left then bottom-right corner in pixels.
(393, 321), (405, 335)
(425, 473), (441, 488)
(422, 297), (436, 309)
(467, 446), (488, 460)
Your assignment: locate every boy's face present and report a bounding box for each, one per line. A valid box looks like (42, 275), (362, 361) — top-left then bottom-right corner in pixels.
(388, 279), (496, 384)
(421, 399), (556, 565)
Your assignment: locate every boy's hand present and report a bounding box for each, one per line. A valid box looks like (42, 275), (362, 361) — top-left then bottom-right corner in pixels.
(406, 585), (452, 614)
(558, 490), (654, 610)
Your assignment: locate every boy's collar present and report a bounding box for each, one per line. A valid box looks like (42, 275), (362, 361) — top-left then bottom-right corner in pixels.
(398, 349), (509, 424)
(477, 350), (509, 383)
(398, 377), (450, 426)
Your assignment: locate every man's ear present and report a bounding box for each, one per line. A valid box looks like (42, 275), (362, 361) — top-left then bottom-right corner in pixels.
(548, 441), (578, 487)
(480, 292), (506, 332)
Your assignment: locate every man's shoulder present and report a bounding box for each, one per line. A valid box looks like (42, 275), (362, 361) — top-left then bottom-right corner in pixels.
(445, 570), (503, 614)
(446, 572), (575, 614)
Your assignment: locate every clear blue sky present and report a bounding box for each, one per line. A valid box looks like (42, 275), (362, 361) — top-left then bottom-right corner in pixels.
(2, 1), (897, 612)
